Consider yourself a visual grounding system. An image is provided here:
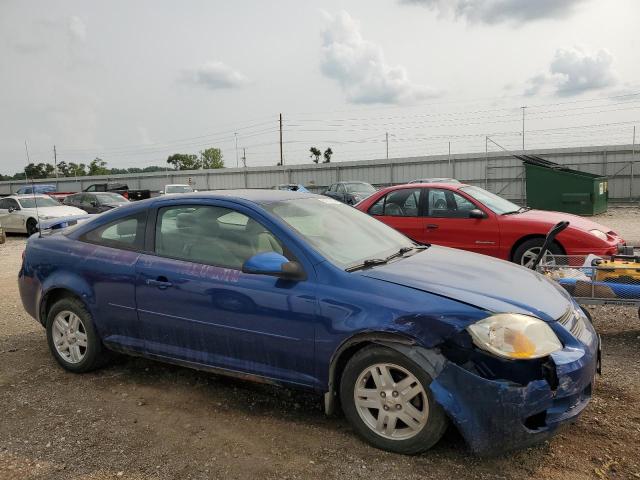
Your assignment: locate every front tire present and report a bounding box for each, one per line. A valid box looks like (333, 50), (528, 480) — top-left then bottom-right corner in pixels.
(513, 238), (563, 268)
(46, 297), (109, 373)
(26, 218), (38, 236)
(339, 345), (448, 455)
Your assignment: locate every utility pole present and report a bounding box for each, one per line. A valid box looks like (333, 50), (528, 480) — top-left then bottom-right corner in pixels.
(386, 132), (389, 160)
(242, 148), (247, 168)
(448, 141), (451, 176)
(485, 136), (488, 188)
(234, 132), (239, 168)
(53, 145), (58, 178)
(521, 106), (527, 151)
(279, 113), (284, 166)
(632, 126), (636, 200)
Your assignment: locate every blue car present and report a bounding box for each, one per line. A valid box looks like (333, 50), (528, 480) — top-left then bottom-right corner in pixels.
(18, 190), (599, 455)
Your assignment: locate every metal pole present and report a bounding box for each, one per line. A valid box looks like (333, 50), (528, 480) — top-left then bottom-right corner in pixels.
(521, 106), (526, 151)
(632, 126), (636, 200)
(53, 145), (58, 178)
(279, 113), (284, 166)
(386, 132), (389, 160)
(234, 132), (238, 168)
(485, 136), (488, 189)
(448, 141), (451, 176)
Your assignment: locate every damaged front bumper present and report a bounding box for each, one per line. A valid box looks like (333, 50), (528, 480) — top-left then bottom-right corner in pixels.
(428, 315), (600, 455)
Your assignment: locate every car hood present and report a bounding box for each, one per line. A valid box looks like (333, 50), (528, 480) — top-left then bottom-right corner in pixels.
(358, 245), (572, 321)
(509, 209), (616, 234)
(27, 206), (87, 217)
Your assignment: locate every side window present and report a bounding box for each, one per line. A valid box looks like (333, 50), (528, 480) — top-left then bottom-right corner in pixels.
(154, 206), (284, 270)
(81, 194), (94, 206)
(0, 199), (9, 209)
(427, 189), (477, 218)
(80, 212), (146, 250)
(337, 184), (346, 194)
(6, 199), (19, 210)
(369, 189), (421, 217)
(85, 185), (95, 192)
(328, 184), (336, 192)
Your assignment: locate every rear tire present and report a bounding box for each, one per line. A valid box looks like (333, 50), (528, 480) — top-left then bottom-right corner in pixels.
(513, 238), (563, 268)
(46, 297), (109, 373)
(339, 345), (448, 455)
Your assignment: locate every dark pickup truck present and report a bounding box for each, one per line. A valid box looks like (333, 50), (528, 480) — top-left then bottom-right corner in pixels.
(83, 183), (151, 201)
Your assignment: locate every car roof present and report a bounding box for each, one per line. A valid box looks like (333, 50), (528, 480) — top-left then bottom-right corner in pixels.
(10, 194), (55, 199)
(153, 189), (317, 204)
(393, 182), (468, 189)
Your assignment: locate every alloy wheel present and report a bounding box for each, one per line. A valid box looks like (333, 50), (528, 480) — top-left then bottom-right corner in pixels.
(521, 247), (556, 269)
(353, 363), (429, 440)
(51, 310), (88, 364)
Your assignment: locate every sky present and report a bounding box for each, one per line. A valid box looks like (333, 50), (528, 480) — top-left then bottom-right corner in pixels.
(1, 0), (640, 175)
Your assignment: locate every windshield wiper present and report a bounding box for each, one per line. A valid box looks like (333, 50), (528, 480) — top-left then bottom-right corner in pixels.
(345, 258), (389, 272)
(502, 206), (530, 215)
(346, 245), (429, 272)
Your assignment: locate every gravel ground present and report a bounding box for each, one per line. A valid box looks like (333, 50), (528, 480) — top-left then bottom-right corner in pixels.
(1, 210), (640, 479)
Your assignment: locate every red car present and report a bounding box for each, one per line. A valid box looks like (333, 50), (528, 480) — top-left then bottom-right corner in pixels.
(355, 182), (625, 266)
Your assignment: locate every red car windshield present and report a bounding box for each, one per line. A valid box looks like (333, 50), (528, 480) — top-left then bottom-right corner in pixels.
(460, 186), (521, 215)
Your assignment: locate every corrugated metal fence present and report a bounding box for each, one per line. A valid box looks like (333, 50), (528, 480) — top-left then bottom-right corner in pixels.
(2, 144), (639, 202)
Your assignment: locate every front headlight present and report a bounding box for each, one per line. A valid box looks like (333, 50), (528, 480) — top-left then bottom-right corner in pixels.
(589, 229), (608, 241)
(467, 313), (562, 359)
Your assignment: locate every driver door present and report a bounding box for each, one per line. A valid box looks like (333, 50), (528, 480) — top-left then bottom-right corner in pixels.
(134, 202), (318, 387)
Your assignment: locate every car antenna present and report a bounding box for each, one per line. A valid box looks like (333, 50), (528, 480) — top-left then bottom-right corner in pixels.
(24, 140), (42, 238)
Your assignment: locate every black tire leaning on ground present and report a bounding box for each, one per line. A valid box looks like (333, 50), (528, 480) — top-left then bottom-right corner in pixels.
(513, 237), (563, 266)
(339, 345), (448, 455)
(46, 297), (110, 373)
(26, 218), (38, 236)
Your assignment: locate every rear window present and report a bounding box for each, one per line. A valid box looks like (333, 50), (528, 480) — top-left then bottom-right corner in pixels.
(80, 212), (146, 250)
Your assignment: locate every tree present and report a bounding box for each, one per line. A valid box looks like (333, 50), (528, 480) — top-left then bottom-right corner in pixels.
(24, 163), (54, 179)
(309, 147), (321, 164)
(166, 153), (199, 170)
(88, 157), (109, 176)
(141, 166), (165, 173)
(200, 148), (224, 169)
(68, 162), (87, 177)
(323, 148), (333, 163)
(56, 161), (68, 177)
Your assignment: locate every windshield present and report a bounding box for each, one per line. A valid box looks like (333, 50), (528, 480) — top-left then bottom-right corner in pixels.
(460, 186), (521, 214)
(345, 182), (376, 194)
(264, 197), (414, 269)
(17, 196), (61, 208)
(95, 193), (128, 203)
(166, 185), (193, 193)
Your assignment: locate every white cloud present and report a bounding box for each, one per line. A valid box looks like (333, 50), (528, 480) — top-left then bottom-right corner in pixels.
(184, 61), (249, 90)
(401, 0), (587, 25)
(68, 16), (86, 43)
(320, 11), (438, 105)
(523, 47), (616, 97)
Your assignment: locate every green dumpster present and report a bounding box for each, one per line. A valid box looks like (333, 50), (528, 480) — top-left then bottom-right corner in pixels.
(517, 155), (608, 216)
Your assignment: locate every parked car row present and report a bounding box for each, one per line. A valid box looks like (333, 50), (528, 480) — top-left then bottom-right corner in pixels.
(19, 189), (600, 456)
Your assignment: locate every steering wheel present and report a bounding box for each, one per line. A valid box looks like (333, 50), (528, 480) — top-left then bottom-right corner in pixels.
(434, 199), (447, 209)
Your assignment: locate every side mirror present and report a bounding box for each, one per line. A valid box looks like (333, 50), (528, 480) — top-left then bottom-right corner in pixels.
(242, 252), (305, 281)
(8, 207), (16, 213)
(469, 209), (486, 219)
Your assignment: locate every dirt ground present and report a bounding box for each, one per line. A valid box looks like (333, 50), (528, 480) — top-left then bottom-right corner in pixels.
(1, 209), (640, 480)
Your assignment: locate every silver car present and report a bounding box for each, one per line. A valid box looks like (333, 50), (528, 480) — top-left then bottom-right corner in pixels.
(0, 195), (86, 235)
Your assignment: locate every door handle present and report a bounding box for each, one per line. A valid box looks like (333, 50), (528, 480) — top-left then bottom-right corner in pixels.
(426, 224), (439, 230)
(146, 277), (173, 289)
